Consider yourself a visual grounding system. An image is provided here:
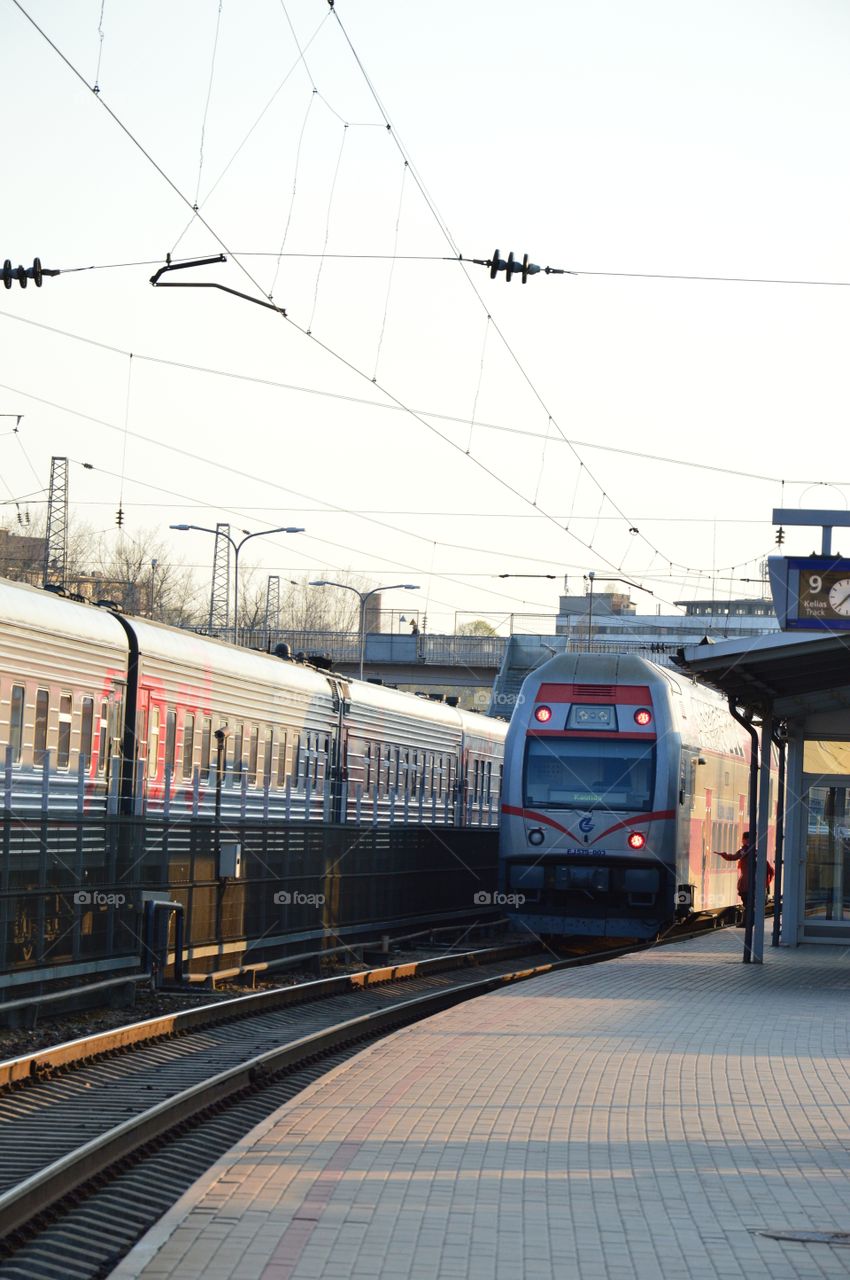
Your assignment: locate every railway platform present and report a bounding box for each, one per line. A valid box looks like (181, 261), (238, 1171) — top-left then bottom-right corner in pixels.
(111, 928), (850, 1280)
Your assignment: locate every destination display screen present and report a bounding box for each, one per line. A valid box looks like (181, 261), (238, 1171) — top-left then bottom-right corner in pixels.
(782, 558), (850, 631)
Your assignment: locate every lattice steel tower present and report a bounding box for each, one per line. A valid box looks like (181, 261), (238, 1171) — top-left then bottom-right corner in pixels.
(42, 456), (69, 590)
(265, 575), (281, 634)
(208, 523), (231, 632)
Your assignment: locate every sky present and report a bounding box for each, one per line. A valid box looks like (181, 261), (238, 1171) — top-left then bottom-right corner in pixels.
(2, 0), (850, 633)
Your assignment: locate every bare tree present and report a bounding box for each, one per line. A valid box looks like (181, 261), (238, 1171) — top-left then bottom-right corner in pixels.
(93, 530), (203, 624)
(281, 573), (367, 632)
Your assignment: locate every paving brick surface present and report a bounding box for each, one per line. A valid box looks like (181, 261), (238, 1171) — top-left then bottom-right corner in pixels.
(111, 930), (850, 1279)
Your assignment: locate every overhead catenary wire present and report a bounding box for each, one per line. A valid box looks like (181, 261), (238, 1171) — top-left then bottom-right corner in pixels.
(64, 455), (557, 617)
(0, 303), (807, 488)
(0, 371), (577, 611)
(269, 88), (317, 302)
(322, 4), (805, 580)
(93, 0), (106, 93)
(372, 161), (408, 382)
(193, 0), (225, 211)
(6, 2), (797, 593)
(10, 0), (673, 583)
(52, 251), (850, 287)
(0, 302), (803, 573)
(307, 122), (348, 333)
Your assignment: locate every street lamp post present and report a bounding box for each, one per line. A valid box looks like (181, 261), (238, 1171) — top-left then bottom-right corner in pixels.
(309, 581), (420, 681)
(171, 523), (304, 644)
(581, 571), (655, 652)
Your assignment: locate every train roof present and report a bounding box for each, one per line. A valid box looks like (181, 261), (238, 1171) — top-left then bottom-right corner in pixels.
(518, 650), (679, 695)
(127, 614), (334, 696)
(0, 576), (127, 651)
(0, 579), (508, 731)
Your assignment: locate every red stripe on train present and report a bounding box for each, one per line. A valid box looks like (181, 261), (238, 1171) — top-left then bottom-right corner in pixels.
(525, 730), (656, 740)
(501, 803), (675, 842)
(535, 683), (652, 704)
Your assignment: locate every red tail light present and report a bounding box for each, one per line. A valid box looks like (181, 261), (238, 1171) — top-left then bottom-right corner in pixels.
(628, 832), (646, 849)
(534, 705), (552, 723)
(634, 708), (652, 726)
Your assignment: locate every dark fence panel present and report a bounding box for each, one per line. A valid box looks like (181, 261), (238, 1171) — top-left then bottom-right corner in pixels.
(0, 814), (499, 987)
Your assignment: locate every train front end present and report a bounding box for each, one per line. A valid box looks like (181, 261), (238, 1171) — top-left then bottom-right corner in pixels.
(499, 653), (677, 940)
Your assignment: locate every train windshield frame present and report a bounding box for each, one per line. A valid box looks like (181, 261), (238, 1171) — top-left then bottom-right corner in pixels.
(523, 736), (656, 812)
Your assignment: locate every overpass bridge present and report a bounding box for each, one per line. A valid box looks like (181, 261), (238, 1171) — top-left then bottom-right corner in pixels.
(218, 629), (678, 714)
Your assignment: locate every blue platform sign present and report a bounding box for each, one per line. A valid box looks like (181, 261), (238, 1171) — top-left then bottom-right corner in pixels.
(769, 556), (850, 631)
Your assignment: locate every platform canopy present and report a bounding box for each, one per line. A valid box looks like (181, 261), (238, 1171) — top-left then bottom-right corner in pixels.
(674, 630), (850, 718)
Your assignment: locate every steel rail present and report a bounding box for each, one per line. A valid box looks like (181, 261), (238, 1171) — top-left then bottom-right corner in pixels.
(0, 942), (532, 1090)
(0, 920), (726, 1258)
(0, 957), (557, 1238)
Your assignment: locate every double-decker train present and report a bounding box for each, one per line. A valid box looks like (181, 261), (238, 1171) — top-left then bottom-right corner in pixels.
(0, 577), (506, 823)
(499, 652), (771, 939)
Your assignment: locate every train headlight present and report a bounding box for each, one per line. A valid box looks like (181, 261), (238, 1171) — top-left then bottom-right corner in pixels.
(634, 708), (652, 726)
(534, 705), (552, 723)
(628, 832), (646, 849)
(528, 827), (545, 846)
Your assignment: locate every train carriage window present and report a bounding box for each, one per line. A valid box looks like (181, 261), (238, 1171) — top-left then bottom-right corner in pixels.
(523, 738), (656, 811)
(233, 725), (244, 780)
(182, 714), (195, 779)
(98, 701), (109, 776)
(292, 735), (301, 786)
(164, 711), (177, 775)
(135, 706), (147, 767)
(248, 726), (259, 786)
(147, 706), (160, 779)
(264, 729), (274, 788)
(312, 734), (321, 786)
(80, 697), (94, 771)
(277, 731), (289, 787)
(364, 741), (372, 793)
(34, 689), (49, 766)
(57, 694), (72, 770)
(201, 718), (212, 776)
(108, 699), (123, 766)
(9, 685), (24, 762)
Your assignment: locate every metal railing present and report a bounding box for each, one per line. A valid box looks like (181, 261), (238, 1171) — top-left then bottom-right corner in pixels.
(0, 815), (499, 983)
(193, 628), (509, 669)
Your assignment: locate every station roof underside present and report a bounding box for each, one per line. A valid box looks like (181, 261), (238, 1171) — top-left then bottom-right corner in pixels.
(674, 631), (850, 718)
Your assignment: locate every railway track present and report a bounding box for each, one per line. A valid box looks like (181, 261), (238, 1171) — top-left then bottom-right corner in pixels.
(0, 927), (716, 1279)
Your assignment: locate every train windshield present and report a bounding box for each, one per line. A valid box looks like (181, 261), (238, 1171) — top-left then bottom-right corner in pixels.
(523, 738), (655, 811)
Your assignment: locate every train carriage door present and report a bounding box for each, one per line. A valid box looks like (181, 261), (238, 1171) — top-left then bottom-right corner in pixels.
(135, 687), (151, 811)
(801, 739), (850, 942)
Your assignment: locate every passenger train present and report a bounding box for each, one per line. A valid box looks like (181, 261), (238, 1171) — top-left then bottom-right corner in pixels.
(0, 577), (506, 824)
(499, 652), (773, 939)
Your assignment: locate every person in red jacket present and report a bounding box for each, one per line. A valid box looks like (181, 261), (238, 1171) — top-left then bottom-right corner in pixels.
(717, 830), (774, 903)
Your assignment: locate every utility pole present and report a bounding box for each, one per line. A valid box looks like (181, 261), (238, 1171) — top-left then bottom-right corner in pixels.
(208, 523), (231, 635)
(265, 575), (281, 636)
(42, 456), (69, 590)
